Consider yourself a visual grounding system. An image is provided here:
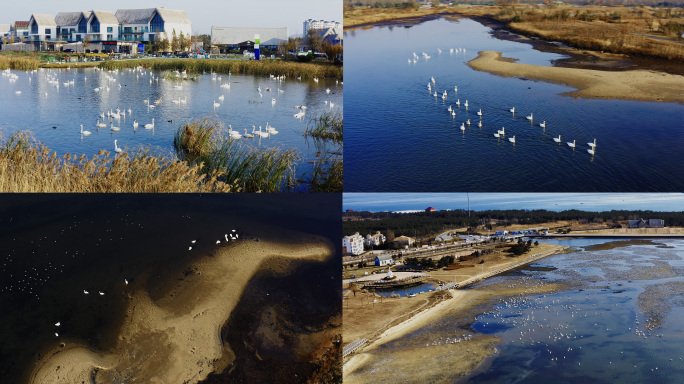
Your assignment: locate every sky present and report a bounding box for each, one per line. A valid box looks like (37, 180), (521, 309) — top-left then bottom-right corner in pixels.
(343, 193), (684, 213)
(2, 0), (341, 36)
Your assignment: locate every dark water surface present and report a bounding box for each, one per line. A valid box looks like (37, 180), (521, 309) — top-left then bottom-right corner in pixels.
(344, 17), (684, 192)
(0, 194), (341, 383)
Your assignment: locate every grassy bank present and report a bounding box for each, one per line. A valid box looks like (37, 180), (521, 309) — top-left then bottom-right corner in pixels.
(0, 54), (41, 70)
(0, 132), (230, 192)
(99, 58), (343, 80)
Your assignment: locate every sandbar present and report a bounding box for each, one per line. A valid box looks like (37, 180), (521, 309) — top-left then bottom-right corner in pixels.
(29, 234), (333, 384)
(468, 51), (684, 104)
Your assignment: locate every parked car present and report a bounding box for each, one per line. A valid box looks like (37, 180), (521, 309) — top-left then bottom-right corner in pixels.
(63, 49), (74, 53)
(177, 52), (190, 58)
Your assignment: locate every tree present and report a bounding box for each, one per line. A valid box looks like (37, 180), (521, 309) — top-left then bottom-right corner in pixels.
(160, 32), (170, 52)
(307, 29), (323, 54)
(83, 35), (91, 53)
(178, 31), (188, 51)
(278, 37), (300, 59)
(171, 29), (179, 52)
(321, 42), (343, 63)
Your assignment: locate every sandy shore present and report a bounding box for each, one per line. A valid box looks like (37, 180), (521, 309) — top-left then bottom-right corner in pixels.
(468, 51), (684, 104)
(29, 235), (333, 384)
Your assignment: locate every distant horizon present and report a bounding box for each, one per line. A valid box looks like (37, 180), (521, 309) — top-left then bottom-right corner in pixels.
(343, 193), (684, 213)
(1, 0), (341, 36)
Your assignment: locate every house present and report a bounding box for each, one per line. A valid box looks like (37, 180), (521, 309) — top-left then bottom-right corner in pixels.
(494, 230), (509, 236)
(343, 233), (364, 256)
(364, 231), (386, 248)
(86, 10), (120, 41)
(628, 219), (664, 228)
(393, 236), (415, 247)
(28, 14), (56, 43)
(10, 21), (30, 41)
(425, 207), (437, 212)
(375, 254), (394, 267)
(303, 19), (341, 37)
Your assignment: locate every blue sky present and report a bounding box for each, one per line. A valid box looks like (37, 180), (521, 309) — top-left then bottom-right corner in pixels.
(343, 193), (684, 213)
(3, 0), (341, 36)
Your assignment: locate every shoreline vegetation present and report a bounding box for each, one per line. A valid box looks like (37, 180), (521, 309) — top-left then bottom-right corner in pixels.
(468, 50), (684, 104)
(29, 234), (334, 384)
(343, 243), (569, 383)
(344, 4), (684, 60)
(0, 53), (342, 80)
(0, 113), (343, 192)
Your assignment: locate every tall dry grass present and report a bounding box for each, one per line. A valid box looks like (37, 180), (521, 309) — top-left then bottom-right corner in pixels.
(100, 58), (342, 80)
(0, 55), (41, 70)
(0, 131), (230, 192)
(174, 119), (299, 192)
(302, 111), (343, 193)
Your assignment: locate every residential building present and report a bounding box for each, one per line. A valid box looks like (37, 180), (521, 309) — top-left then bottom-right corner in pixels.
(28, 14), (56, 43)
(86, 10), (119, 42)
(10, 21), (30, 41)
(343, 233), (365, 256)
(303, 19), (341, 37)
(628, 219), (664, 228)
(393, 236), (415, 248)
(375, 254), (394, 267)
(0, 24), (10, 39)
(364, 231), (386, 248)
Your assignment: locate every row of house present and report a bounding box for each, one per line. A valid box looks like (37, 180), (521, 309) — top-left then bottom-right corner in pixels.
(2, 8), (191, 52)
(342, 232), (414, 256)
(627, 219), (664, 228)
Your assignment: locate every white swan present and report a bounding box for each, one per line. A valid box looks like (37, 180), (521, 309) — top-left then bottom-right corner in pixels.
(96, 119), (106, 128)
(110, 122), (120, 131)
(477, 109), (482, 116)
(228, 124), (242, 139)
(587, 148), (595, 155)
(466, 119), (471, 126)
(80, 125), (91, 136)
(83, 290), (89, 294)
(218, 94), (224, 101)
(553, 135), (561, 143)
(464, 100), (469, 109)
(456, 99), (460, 107)
(510, 107), (515, 114)
(99, 291), (105, 296)
(266, 122), (278, 134)
(114, 140), (122, 153)
(526, 113), (533, 121)
(509, 135), (516, 143)
(213, 100), (220, 108)
(244, 128), (254, 138)
(493, 132), (500, 138)
(144, 118), (155, 129)
(478, 120), (482, 128)
(539, 121), (546, 128)
(55, 322), (61, 327)
(588, 138), (597, 148)
(498, 127), (505, 136)
(567, 140), (576, 148)
(460, 123), (466, 131)
(133, 120), (138, 129)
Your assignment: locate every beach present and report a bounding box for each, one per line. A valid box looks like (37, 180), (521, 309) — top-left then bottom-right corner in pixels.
(29, 235), (334, 384)
(468, 51), (684, 104)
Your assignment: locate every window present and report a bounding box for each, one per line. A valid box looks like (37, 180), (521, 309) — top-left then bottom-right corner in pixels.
(107, 34), (113, 41)
(78, 17), (87, 33)
(46, 28), (51, 35)
(91, 17), (100, 33)
(150, 12), (164, 33)
(30, 21), (37, 34)
(107, 27), (112, 33)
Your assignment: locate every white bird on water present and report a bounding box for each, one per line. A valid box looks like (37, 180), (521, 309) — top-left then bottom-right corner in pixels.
(99, 291), (105, 296)
(80, 125), (91, 136)
(144, 118), (155, 129)
(133, 120), (138, 129)
(477, 109), (482, 116)
(216, 240), (221, 244)
(510, 107), (515, 114)
(96, 119), (106, 128)
(567, 140), (576, 148)
(189, 246), (193, 251)
(587, 147), (596, 155)
(124, 279), (128, 285)
(526, 113), (533, 121)
(509, 135), (516, 143)
(110, 122), (120, 132)
(114, 140), (122, 153)
(213, 100), (220, 108)
(588, 138), (597, 148)
(553, 135), (561, 143)
(55, 322), (61, 327)
(191, 240), (196, 244)
(83, 290), (89, 294)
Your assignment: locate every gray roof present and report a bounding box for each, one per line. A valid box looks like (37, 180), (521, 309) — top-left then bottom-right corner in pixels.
(90, 10), (119, 25)
(376, 254), (393, 261)
(54, 12), (84, 26)
(211, 26), (288, 45)
(30, 14), (57, 27)
(115, 8), (156, 25)
(155, 8), (192, 25)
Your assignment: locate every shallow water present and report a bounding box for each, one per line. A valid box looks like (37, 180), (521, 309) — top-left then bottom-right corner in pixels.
(0, 66), (342, 177)
(464, 240), (684, 383)
(344, 17), (684, 192)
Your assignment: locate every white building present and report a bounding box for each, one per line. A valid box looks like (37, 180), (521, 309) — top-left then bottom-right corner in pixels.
(303, 19), (341, 37)
(375, 254), (394, 267)
(211, 26), (288, 53)
(54, 12), (88, 42)
(116, 8), (191, 45)
(28, 14), (56, 43)
(365, 231), (386, 248)
(87, 10), (120, 41)
(343, 233), (365, 256)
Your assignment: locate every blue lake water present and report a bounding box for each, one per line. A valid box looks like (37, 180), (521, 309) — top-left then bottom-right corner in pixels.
(372, 282), (437, 297)
(0, 65), (342, 178)
(344, 17), (684, 192)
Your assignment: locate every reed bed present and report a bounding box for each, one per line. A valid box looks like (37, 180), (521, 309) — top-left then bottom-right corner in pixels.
(100, 58), (342, 80)
(0, 55), (41, 70)
(0, 131), (230, 192)
(174, 119), (299, 192)
(304, 111), (343, 143)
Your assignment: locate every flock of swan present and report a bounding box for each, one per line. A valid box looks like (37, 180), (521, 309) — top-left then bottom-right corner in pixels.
(4, 66), (340, 157)
(427, 77), (598, 156)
